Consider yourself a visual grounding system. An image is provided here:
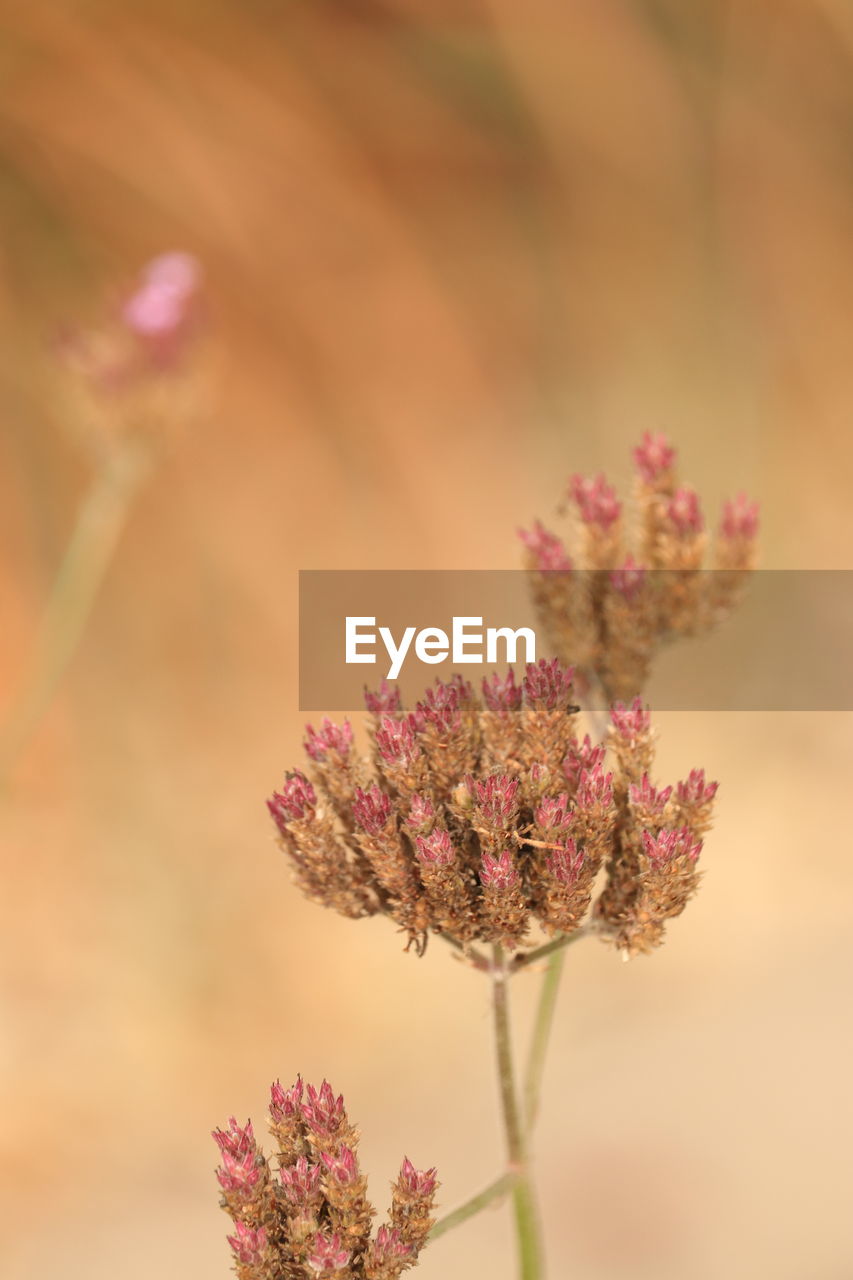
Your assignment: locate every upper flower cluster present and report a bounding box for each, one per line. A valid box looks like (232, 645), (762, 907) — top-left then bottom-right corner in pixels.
(518, 433), (759, 700)
(214, 1077), (437, 1279)
(268, 661), (716, 958)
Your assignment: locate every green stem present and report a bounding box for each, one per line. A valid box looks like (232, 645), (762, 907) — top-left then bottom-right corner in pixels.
(0, 441), (148, 790)
(428, 1172), (517, 1242)
(491, 944), (545, 1280)
(523, 949), (565, 1131)
(511, 925), (590, 973)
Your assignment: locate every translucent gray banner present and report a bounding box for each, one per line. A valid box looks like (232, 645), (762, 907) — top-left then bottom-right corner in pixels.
(298, 570), (853, 711)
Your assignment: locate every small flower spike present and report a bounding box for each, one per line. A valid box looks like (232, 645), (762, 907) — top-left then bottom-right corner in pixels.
(518, 436), (758, 700)
(215, 1080), (438, 1279)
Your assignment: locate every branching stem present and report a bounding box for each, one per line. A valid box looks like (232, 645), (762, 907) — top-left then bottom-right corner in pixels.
(428, 1171), (518, 1242)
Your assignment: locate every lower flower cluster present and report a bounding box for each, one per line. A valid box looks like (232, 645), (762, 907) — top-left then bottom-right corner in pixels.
(214, 1078), (438, 1279)
(267, 661), (717, 958)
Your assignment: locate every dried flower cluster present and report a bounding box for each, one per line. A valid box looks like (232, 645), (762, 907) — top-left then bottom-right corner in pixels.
(214, 1078), (438, 1279)
(267, 661), (716, 958)
(518, 432), (759, 700)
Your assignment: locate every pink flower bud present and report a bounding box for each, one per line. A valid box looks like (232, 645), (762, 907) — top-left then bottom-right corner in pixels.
(304, 717), (353, 762)
(568, 473), (621, 528)
(481, 849), (519, 890)
(375, 716), (421, 767)
(575, 765), (614, 811)
(280, 1156), (322, 1203)
(523, 658), (575, 711)
(397, 1157), (438, 1197)
(267, 771), (316, 832)
(610, 554), (646, 600)
(352, 784), (393, 836)
(610, 697), (651, 739)
(301, 1081), (346, 1138)
(417, 678), (469, 732)
(472, 774), (520, 827)
(270, 1076), (303, 1125)
(371, 1225), (412, 1265)
(545, 839), (584, 885)
(227, 1221), (267, 1266)
(121, 252), (201, 340)
(633, 432), (676, 485)
(364, 681), (403, 716)
(534, 793), (574, 834)
(629, 774), (673, 815)
(212, 1118), (262, 1193)
(563, 736), (607, 789)
(482, 669), (523, 713)
(676, 768), (719, 807)
(415, 829), (454, 866)
(212, 1116), (256, 1160)
(720, 493), (760, 540)
(642, 827), (702, 864)
(307, 1230), (351, 1275)
(405, 794), (436, 834)
(320, 1146), (360, 1186)
(666, 487), (703, 535)
(518, 521), (573, 571)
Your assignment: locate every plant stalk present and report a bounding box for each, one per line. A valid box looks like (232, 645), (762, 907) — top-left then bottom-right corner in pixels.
(523, 949), (565, 1131)
(428, 1171), (518, 1242)
(0, 440), (149, 790)
(491, 943), (545, 1279)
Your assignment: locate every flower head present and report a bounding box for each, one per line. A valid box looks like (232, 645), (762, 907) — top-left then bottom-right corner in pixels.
(666, 487), (703, 535)
(301, 1080), (346, 1138)
(610, 554), (646, 600)
(267, 772), (316, 831)
(306, 1231), (351, 1275)
(227, 1221), (267, 1267)
(304, 718), (353, 762)
(415, 829), (454, 866)
(472, 774), (520, 829)
(364, 681), (403, 717)
(397, 1158), (438, 1198)
(480, 849), (519, 891)
(629, 774), (673, 816)
(610, 697), (651, 740)
(375, 716), (421, 768)
(633, 431), (676, 485)
(352, 784), (393, 836)
(280, 1156), (322, 1204)
(676, 768), (719, 808)
(523, 658), (575, 711)
(569, 473), (621, 528)
(320, 1146), (360, 1186)
(720, 493), (760, 540)
(270, 1076), (304, 1124)
(641, 827), (703, 864)
(545, 839), (584, 885)
(482, 668), (523, 713)
(518, 521), (573, 571)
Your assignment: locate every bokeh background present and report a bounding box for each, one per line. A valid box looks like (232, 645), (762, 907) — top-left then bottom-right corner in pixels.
(2, 3), (853, 1278)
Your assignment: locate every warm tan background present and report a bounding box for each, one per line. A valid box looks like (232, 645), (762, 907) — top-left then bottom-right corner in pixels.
(2, 3), (852, 1278)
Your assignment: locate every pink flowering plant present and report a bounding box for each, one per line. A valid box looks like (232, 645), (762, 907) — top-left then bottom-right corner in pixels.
(215, 437), (758, 1278)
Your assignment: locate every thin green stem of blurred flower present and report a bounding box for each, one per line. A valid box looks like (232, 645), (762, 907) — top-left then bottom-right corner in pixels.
(428, 1171), (518, 1242)
(0, 439), (149, 790)
(492, 943), (545, 1280)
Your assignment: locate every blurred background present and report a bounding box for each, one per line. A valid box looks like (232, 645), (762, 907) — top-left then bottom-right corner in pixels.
(2, 2), (852, 1278)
